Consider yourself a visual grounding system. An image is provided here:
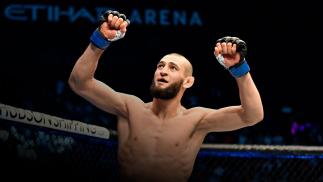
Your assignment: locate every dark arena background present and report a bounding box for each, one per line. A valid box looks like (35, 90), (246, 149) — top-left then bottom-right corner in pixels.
(1, 0), (323, 181)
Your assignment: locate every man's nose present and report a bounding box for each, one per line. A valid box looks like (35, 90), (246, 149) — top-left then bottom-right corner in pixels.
(160, 70), (168, 76)
(159, 66), (169, 76)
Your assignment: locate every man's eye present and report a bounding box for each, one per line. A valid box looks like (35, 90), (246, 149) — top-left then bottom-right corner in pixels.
(170, 66), (177, 71)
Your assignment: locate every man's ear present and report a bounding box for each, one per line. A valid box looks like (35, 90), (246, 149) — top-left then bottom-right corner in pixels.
(183, 76), (195, 88)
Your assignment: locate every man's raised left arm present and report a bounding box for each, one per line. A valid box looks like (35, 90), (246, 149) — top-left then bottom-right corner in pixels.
(197, 36), (264, 133)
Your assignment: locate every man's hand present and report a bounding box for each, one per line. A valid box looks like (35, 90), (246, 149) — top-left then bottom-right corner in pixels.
(90, 10), (130, 50)
(214, 36), (247, 68)
(99, 10), (130, 41)
(214, 36), (250, 78)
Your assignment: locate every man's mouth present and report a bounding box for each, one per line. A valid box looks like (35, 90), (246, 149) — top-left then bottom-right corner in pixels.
(157, 78), (168, 83)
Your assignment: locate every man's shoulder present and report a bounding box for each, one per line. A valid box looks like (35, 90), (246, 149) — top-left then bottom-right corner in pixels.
(185, 106), (218, 116)
(187, 106), (210, 111)
(121, 93), (145, 105)
(184, 106), (207, 115)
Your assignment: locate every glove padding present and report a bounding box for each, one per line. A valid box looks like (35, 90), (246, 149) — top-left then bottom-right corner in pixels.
(90, 10), (130, 49)
(100, 10), (131, 26)
(216, 36), (247, 64)
(216, 36), (250, 77)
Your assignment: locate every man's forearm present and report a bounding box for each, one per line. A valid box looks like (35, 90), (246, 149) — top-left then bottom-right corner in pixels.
(68, 43), (104, 90)
(236, 73), (264, 123)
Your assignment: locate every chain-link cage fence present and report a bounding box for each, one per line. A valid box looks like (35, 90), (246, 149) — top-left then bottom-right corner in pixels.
(1, 103), (323, 181)
(191, 144), (323, 182)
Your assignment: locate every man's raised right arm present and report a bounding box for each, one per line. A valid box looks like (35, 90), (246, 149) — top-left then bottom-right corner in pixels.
(68, 10), (131, 118)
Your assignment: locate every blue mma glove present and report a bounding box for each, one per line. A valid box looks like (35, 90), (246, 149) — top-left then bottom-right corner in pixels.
(90, 10), (131, 50)
(216, 36), (250, 78)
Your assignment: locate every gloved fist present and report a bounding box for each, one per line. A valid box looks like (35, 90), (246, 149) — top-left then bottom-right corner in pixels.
(90, 10), (130, 50)
(214, 36), (250, 78)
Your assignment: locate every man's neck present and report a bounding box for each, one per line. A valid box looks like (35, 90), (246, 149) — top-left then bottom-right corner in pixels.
(151, 97), (183, 120)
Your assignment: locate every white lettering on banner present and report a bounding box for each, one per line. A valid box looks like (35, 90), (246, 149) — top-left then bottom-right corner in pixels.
(0, 103), (110, 139)
(4, 4), (203, 26)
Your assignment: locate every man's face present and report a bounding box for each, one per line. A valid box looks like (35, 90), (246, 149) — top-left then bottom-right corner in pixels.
(150, 54), (188, 99)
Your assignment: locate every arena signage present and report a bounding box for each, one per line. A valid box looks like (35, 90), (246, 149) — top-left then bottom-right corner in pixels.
(4, 4), (203, 27)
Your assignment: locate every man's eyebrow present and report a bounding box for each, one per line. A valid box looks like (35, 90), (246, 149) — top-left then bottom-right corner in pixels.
(169, 62), (180, 68)
(158, 61), (166, 65)
(157, 61), (180, 69)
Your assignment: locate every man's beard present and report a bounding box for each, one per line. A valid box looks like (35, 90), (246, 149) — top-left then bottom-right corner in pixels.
(150, 79), (183, 100)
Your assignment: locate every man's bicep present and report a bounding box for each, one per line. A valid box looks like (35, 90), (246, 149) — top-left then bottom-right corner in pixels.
(76, 79), (132, 118)
(198, 106), (252, 133)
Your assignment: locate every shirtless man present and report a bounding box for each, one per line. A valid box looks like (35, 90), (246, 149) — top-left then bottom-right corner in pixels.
(68, 10), (263, 182)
